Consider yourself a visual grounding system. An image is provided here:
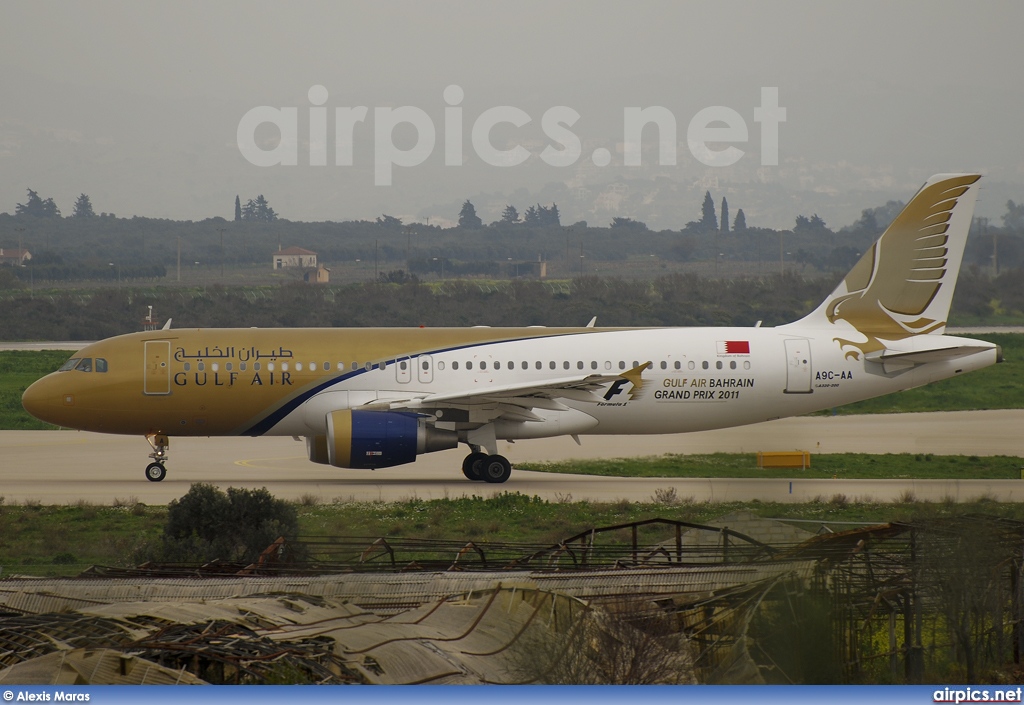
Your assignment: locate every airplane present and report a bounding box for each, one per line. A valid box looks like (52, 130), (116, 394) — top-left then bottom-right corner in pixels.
(22, 173), (1002, 484)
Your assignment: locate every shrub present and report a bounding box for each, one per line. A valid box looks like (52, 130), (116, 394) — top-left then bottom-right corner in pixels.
(162, 483), (300, 563)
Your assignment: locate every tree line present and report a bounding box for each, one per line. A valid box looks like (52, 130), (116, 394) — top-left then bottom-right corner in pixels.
(2, 266), (1022, 341)
(4, 187), (1024, 283)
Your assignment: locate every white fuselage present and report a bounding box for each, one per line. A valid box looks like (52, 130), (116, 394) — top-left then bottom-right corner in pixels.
(271, 326), (998, 440)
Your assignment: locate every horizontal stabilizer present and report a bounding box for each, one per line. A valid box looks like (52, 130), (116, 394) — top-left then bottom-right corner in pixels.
(866, 344), (996, 366)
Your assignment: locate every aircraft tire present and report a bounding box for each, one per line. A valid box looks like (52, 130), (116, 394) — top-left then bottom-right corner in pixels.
(145, 462), (167, 482)
(462, 452), (488, 481)
(481, 454), (512, 484)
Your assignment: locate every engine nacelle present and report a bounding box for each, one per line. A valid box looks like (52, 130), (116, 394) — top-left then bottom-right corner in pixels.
(310, 410), (458, 469)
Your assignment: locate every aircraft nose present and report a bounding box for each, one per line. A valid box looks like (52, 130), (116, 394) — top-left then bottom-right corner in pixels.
(22, 375), (65, 426)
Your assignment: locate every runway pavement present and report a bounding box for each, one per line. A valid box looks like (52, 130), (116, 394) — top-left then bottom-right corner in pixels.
(3, 409), (1023, 505)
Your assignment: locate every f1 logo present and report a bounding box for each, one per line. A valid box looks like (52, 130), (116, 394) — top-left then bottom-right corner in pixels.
(603, 379), (630, 401)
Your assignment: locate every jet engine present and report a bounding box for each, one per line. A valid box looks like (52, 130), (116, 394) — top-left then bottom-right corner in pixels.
(307, 410), (458, 469)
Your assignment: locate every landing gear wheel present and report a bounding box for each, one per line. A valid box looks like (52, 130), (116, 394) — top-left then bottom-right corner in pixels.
(145, 433), (170, 483)
(462, 452), (488, 481)
(145, 462), (167, 482)
(481, 454), (512, 484)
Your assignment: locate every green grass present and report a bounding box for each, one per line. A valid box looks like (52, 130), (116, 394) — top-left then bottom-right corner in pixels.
(0, 497), (165, 576)
(518, 453), (1024, 479)
(0, 350), (72, 429)
(6, 490), (1024, 577)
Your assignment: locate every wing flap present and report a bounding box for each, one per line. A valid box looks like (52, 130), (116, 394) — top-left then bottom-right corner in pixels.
(357, 363), (650, 424)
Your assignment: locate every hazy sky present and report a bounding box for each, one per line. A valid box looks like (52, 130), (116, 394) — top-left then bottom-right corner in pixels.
(1, 0), (1021, 228)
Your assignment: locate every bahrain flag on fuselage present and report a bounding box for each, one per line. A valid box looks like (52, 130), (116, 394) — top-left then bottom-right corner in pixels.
(717, 340), (750, 355)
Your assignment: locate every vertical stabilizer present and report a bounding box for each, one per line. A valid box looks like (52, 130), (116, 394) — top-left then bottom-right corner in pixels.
(794, 173), (981, 359)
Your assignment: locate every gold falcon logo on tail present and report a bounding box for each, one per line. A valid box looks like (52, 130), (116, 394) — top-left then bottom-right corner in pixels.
(818, 174), (981, 360)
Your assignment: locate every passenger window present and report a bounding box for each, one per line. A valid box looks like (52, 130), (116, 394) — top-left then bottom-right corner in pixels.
(549, 361), (556, 370)
(400, 360), (408, 371)
(453, 361), (460, 370)
(730, 361), (737, 370)
(688, 361), (695, 370)
(577, 361), (584, 370)
(96, 358), (108, 373)
(744, 361), (751, 370)
(563, 361), (570, 370)
(535, 361), (542, 370)
(522, 361), (528, 370)
(508, 361), (514, 370)
(184, 363), (191, 371)
(618, 361), (625, 370)
(59, 358), (80, 372)
(437, 361), (445, 371)
(240, 362), (247, 371)
(702, 361), (709, 370)
(75, 358), (93, 372)
(716, 361), (723, 370)
(254, 362), (261, 371)
(467, 361), (474, 370)
(324, 362), (330, 371)
(480, 361), (488, 370)
(591, 361), (598, 370)
(660, 361), (667, 370)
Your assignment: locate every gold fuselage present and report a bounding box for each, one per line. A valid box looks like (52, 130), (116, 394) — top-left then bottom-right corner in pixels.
(22, 326), (597, 436)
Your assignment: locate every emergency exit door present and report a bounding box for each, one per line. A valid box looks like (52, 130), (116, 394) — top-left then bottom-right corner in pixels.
(784, 338), (813, 394)
(144, 340), (171, 395)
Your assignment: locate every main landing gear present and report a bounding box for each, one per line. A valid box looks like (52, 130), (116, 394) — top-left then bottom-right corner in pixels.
(145, 433), (169, 482)
(461, 451), (512, 484)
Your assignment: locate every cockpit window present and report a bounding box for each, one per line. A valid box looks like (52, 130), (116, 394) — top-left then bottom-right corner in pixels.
(58, 358), (81, 372)
(96, 358), (108, 373)
(75, 358), (93, 372)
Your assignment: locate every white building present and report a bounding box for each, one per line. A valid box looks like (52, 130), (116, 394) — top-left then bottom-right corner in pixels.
(272, 246), (317, 270)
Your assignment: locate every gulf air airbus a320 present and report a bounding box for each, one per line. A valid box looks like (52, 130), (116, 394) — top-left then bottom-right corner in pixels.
(22, 174), (1002, 484)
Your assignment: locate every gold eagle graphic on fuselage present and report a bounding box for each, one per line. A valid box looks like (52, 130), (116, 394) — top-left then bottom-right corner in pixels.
(826, 174), (981, 360)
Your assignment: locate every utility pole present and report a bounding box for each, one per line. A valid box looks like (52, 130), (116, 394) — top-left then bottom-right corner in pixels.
(564, 227), (572, 276)
(992, 220), (999, 276)
(404, 225), (415, 261)
(217, 227), (226, 280)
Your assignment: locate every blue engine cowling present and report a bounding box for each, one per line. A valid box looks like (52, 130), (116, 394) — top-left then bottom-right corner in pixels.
(311, 409), (458, 469)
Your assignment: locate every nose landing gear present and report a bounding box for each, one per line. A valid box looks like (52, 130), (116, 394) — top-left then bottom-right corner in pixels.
(145, 433), (169, 482)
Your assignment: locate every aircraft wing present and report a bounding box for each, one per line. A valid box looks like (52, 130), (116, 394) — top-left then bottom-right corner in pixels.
(360, 362), (648, 424)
